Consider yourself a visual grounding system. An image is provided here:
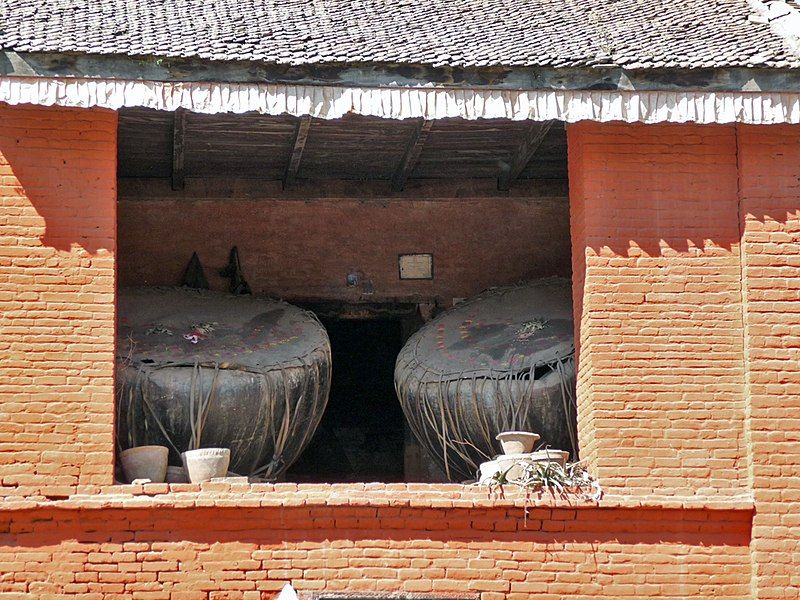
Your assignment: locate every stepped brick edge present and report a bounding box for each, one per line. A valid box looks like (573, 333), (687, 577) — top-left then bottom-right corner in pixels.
(0, 483), (755, 512)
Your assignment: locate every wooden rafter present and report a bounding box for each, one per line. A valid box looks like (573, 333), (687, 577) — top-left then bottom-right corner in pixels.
(283, 115), (312, 188)
(498, 120), (554, 191)
(171, 107), (186, 191)
(392, 119), (434, 192)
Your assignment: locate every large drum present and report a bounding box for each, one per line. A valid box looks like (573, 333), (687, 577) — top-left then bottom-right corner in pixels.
(395, 278), (577, 482)
(116, 287), (331, 479)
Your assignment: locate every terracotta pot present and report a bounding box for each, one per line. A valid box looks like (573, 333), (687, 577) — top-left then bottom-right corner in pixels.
(181, 448), (231, 484)
(120, 445), (169, 484)
(165, 465), (189, 484)
(495, 431), (540, 455)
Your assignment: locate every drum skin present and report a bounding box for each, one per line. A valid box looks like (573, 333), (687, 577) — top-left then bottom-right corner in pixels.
(116, 287), (331, 479)
(395, 278), (577, 482)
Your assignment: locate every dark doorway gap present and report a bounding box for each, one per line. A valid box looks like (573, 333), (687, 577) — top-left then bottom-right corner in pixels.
(286, 318), (406, 483)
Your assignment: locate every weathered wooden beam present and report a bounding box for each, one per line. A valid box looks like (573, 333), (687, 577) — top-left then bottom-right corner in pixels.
(392, 119), (434, 192)
(497, 120), (554, 191)
(6, 52), (800, 93)
(283, 115), (312, 189)
(171, 107), (186, 191)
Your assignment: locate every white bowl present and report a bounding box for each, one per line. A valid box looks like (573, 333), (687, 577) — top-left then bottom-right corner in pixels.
(495, 454), (537, 481)
(529, 449), (569, 467)
(479, 459), (501, 484)
(181, 448), (231, 484)
(495, 431), (540, 455)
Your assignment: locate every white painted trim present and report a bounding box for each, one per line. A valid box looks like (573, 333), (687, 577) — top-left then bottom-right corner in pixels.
(3, 76), (800, 123)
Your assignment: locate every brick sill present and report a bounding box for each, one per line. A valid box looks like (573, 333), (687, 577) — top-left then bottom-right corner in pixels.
(0, 482), (754, 512)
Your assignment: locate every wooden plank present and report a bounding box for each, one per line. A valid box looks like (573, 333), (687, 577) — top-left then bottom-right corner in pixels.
(392, 119), (434, 191)
(183, 113), (297, 177)
(498, 120), (554, 191)
(300, 116), (417, 180)
(171, 107), (186, 190)
(283, 115), (312, 188)
(118, 108), (173, 178)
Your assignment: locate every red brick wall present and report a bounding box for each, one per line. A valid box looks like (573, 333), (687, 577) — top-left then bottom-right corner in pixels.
(567, 123), (596, 478)
(117, 180), (571, 305)
(738, 125), (800, 599)
(0, 488), (753, 600)
(3, 102), (800, 599)
(0, 104), (117, 497)
(568, 122), (747, 495)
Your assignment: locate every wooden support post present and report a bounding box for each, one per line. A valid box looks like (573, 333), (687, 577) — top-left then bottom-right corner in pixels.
(171, 107), (186, 191)
(392, 119), (434, 192)
(498, 120), (554, 191)
(283, 115), (312, 189)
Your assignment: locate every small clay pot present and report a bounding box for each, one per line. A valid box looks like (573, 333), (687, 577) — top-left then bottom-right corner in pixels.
(495, 431), (540, 455)
(120, 445), (169, 484)
(165, 465), (190, 484)
(181, 448), (231, 484)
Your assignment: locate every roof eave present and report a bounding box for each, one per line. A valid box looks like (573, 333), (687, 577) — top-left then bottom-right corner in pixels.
(3, 50), (800, 93)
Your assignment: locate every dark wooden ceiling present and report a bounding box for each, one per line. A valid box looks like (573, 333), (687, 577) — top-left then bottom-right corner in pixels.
(117, 108), (568, 184)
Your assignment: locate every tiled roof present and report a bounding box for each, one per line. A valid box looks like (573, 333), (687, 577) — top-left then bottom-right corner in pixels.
(0, 0), (797, 69)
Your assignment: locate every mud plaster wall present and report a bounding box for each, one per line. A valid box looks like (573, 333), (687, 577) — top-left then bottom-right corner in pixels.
(117, 179), (571, 306)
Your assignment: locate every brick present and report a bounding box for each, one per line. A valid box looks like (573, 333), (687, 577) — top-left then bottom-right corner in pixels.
(0, 104), (116, 496)
(0, 105), (795, 600)
(568, 122), (747, 496)
(739, 124), (800, 600)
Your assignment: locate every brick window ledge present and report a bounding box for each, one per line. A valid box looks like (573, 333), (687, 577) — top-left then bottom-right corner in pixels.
(0, 483), (754, 512)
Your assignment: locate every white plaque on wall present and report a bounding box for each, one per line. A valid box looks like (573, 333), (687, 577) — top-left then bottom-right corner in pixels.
(398, 253), (433, 280)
